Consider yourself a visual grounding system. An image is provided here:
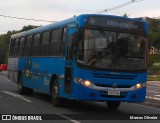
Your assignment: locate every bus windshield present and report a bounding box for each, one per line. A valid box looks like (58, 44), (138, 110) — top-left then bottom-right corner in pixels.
(77, 29), (147, 71)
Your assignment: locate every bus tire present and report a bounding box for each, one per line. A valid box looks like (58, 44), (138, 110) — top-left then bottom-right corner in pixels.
(18, 74), (33, 95)
(51, 79), (63, 107)
(106, 101), (121, 110)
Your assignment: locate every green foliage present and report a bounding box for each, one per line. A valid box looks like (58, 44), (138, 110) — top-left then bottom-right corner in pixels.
(0, 32), (11, 63)
(148, 54), (160, 67)
(21, 25), (40, 32)
(123, 13), (128, 18)
(148, 18), (160, 50)
(148, 54), (160, 75)
(148, 75), (160, 81)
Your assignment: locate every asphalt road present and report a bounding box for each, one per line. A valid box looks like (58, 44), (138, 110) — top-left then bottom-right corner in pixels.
(147, 81), (160, 99)
(0, 73), (160, 123)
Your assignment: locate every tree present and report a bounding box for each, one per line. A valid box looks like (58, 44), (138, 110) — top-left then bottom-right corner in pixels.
(148, 18), (160, 52)
(123, 13), (128, 18)
(21, 25), (40, 32)
(0, 32), (11, 63)
(152, 37), (160, 51)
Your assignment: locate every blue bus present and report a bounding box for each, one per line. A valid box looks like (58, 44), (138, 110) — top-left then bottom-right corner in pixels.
(8, 14), (148, 109)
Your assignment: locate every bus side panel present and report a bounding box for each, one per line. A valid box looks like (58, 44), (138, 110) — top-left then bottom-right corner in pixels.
(32, 57), (65, 94)
(8, 58), (18, 83)
(18, 58), (35, 90)
(18, 57), (65, 94)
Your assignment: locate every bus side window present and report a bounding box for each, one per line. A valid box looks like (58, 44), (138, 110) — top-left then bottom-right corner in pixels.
(18, 37), (25, 57)
(24, 35), (32, 57)
(31, 33), (40, 56)
(13, 38), (20, 57)
(40, 31), (50, 56)
(48, 28), (62, 56)
(9, 39), (15, 57)
(67, 34), (73, 60)
(61, 27), (67, 56)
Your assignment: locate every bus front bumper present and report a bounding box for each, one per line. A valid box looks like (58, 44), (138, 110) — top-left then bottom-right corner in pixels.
(75, 83), (146, 102)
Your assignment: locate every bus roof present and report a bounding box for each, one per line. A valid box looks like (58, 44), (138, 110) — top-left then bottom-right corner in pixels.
(11, 14), (147, 38)
(11, 16), (78, 38)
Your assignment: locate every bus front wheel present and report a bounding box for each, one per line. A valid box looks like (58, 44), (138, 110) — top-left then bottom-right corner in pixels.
(51, 79), (63, 107)
(106, 101), (121, 110)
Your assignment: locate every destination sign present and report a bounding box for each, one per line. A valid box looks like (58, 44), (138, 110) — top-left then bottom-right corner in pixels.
(87, 16), (145, 32)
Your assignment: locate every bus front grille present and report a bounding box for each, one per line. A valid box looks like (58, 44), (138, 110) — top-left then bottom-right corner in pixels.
(100, 94), (126, 98)
(92, 73), (136, 80)
(94, 83), (132, 88)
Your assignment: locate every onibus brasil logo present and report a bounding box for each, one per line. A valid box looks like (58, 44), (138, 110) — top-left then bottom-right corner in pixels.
(25, 59), (32, 78)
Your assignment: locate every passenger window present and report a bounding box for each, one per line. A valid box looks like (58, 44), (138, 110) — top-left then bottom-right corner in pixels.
(18, 37), (25, 57)
(13, 38), (19, 57)
(24, 36), (32, 56)
(40, 31), (50, 56)
(31, 33), (40, 56)
(9, 39), (15, 57)
(49, 28), (62, 56)
(61, 27), (67, 56)
(41, 31), (50, 44)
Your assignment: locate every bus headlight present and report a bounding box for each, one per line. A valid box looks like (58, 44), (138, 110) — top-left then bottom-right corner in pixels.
(136, 83), (146, 89)
(83, 80), (91, 87)
(74, 78), (94, 88)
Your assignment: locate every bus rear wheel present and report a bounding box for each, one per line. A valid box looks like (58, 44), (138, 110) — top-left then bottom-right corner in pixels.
(18, 74), (33, 95)
(106, 101), (121, 110)
(51, 79), (63, 107)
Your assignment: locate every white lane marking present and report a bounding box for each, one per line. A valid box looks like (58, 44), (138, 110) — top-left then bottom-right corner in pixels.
(56, 113), (80, 123)
(150, 84), (160, 87)
(133, 103), (160, 111)
(1, 91), (32, 103)
(152, 97), (160, 101)
(148, 81), (160, 83)
(147, 90), (160, 94)
(147, 81), (160, 86)
(147, 81), (160, 84)
(155, 95), (160, 97)
(146, 96), (160, 101)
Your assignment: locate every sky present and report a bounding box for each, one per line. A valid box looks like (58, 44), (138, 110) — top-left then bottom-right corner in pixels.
(0, 0), (160, 34)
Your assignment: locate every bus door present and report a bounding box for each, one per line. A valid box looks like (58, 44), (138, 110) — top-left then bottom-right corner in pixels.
(64, 27), (77, 94)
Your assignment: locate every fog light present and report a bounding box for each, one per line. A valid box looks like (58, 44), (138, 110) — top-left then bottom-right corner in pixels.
(136, 83), (142, 89)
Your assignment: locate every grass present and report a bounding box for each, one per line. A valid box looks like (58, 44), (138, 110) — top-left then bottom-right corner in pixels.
(148, 75), (160, 81)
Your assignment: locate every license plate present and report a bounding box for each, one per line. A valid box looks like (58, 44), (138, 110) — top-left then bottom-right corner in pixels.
(108, 90), (120, 96)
